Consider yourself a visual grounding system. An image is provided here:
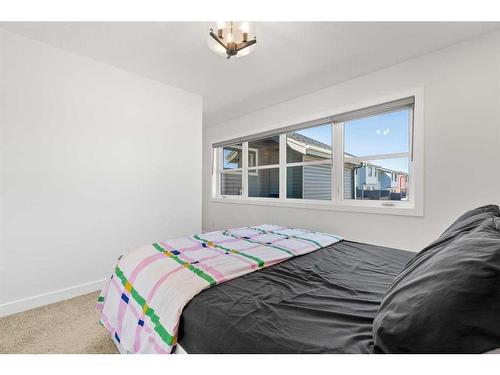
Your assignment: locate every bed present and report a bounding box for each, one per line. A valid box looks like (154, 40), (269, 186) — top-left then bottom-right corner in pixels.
(177, 240), (413, 354)
(98, 206), (500, 354)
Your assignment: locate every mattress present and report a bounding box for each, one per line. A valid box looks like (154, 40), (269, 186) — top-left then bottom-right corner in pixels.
(177, 240), (414, 353)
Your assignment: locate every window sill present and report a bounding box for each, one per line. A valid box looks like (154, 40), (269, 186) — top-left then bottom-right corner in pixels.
(210, 196), (423, 217)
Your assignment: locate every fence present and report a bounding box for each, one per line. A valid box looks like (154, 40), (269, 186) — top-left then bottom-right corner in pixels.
(355, 189), (404, 200)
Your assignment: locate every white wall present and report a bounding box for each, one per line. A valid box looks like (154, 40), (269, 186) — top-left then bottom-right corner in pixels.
(0, 29), (202, 315)
(203, 31), (500, 252)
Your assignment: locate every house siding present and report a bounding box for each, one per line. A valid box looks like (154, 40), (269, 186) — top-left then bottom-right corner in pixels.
(249, 169), (279, 198)
(221, 173), (242, 196)
(303, 164), (331, 200)
(287, 166), (303, 198)
(344, 166), (353, 199)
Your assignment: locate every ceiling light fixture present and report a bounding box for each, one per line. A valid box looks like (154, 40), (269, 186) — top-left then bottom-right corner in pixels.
(208, 21), (257, 59)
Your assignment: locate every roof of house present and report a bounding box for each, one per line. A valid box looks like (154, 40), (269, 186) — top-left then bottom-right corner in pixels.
(223, 132), (408, 176)
(287, 132), (331, 150)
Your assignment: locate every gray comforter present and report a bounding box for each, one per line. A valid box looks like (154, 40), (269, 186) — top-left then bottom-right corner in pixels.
(178, 240), (413, 353)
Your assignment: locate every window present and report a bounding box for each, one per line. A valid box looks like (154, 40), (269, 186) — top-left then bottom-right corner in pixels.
(286, 123), (332, 200)
(220, 144), (243, 196)
(212, 93), (421, 215)
(248, 149), (258, 171)
(248, 136), (280, 198)
(343, 108), (411, 201)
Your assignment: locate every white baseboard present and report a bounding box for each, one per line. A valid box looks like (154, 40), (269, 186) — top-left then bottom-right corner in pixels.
(0, 278), (107, 318)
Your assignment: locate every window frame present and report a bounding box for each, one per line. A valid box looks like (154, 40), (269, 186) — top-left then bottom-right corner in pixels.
(211, 88), (424, 217)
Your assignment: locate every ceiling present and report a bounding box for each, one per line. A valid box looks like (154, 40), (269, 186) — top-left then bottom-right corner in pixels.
(1, 22), (499, 126)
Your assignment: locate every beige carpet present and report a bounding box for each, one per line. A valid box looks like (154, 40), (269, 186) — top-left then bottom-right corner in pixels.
(0, 291), (118, 354)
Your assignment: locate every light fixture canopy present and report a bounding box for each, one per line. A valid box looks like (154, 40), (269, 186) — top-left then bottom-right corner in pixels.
(208, 21), (257, 59)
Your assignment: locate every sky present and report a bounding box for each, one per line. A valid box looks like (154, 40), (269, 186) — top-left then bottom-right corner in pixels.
(297, 109), (409, 173)
(224, 109), (410, 173)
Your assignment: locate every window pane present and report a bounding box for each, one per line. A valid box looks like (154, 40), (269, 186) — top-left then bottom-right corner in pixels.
(222, 144), (242, 169)
(248, 168), (279, 198)
(287, 164), (332, 200)
(343, 157), (409, 200)
(344, 109), (409, 157)
(287, 124), (332, 163)
(248, 136), (279, 167)
(221, 171), (242, 195)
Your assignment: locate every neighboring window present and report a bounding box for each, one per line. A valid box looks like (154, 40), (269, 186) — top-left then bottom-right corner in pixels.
(248, 149), (258, 173)
(343, 108), (410, 201)
(223, 144), (242, 169)
(220, 144), (243, 195)
(286, 123), (332, 200)
(249, 168), (279, 198)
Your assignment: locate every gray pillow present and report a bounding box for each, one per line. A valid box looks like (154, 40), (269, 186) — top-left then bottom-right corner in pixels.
(373, 207), (500, 353)
(440, 204), (500, 238)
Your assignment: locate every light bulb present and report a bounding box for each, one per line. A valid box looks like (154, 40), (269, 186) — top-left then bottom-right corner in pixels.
(240, 22), (249, 33)
(217, 21), (226, 29)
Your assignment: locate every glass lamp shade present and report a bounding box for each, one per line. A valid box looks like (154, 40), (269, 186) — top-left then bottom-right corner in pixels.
(207, 21), (257, 58)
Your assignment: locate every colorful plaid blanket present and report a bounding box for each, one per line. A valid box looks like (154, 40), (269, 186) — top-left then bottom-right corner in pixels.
(96, 224), (342, 354)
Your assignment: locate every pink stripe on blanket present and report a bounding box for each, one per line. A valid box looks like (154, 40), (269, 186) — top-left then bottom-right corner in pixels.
(129, 252), (165, 283)
(177, 253), (227, 282)
(112, 278), (140, 338)
(163, 240), (259, 276)
(133, 265), (184, 353)
(180, 236), (241, 252)
(149, 336), (169, 354)
(108, 277), (162, 352)
(101, 310), (166, 354)
(110, 278), (143, 321)
(115, 253), (165, 338)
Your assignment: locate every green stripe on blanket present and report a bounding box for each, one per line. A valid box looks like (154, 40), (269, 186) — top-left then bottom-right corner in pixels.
(114, 266), (175, 346)
(222, 230), (295, 256)
(250, 226), (324, 247)
(192, 234), (265, 268)
(152, 243), (217, 286)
